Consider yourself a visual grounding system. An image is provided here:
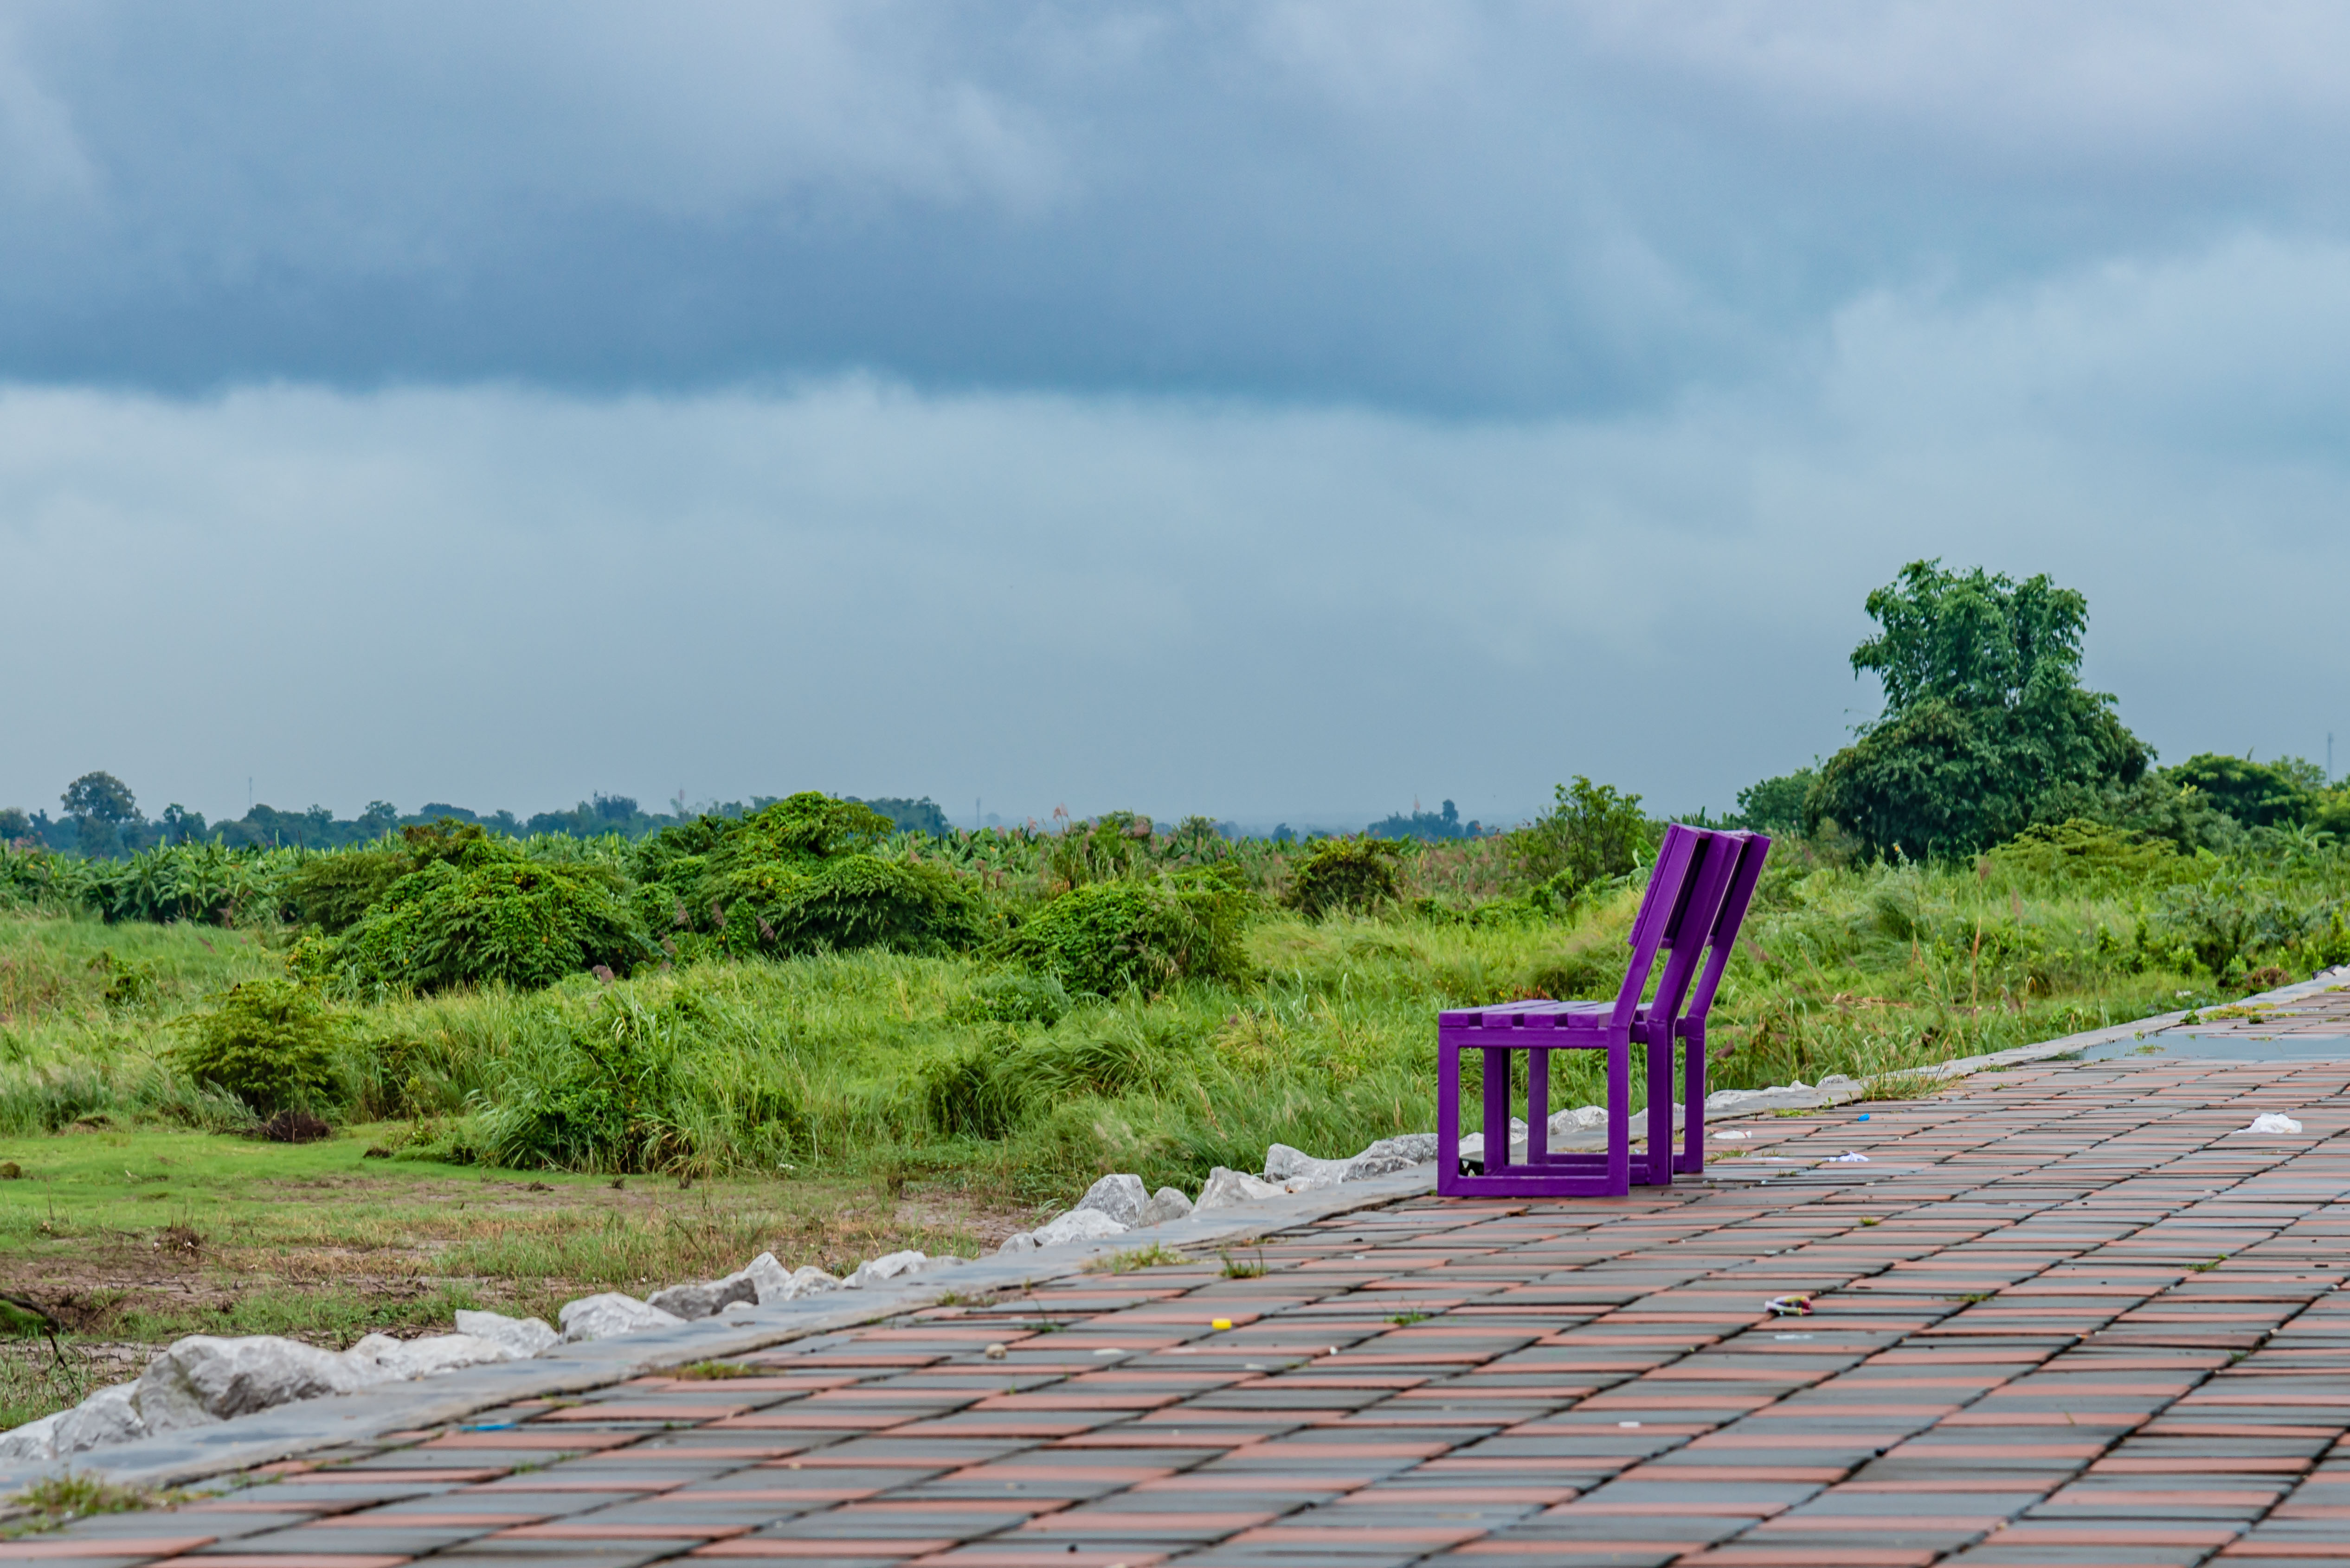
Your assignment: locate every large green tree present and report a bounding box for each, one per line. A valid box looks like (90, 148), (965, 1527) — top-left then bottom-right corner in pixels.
(1808, 561), (2150, 858)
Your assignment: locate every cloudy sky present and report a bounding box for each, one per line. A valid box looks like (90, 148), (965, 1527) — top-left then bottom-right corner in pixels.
(3, 2), (2346, 829)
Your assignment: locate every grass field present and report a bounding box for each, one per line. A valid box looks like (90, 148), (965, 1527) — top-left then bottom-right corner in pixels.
(0, 821), (2337, 1431)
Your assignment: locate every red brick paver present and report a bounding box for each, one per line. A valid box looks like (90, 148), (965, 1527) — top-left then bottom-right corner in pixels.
(26, 1053), (2350, 1564)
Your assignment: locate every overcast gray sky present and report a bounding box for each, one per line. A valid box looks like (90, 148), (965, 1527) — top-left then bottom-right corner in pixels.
(3, 2), (2346, 828)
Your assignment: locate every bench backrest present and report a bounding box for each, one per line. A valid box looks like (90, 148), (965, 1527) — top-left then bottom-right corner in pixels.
(1610, 823), (1739, 1030)
(1677, 831), (1772, 1034)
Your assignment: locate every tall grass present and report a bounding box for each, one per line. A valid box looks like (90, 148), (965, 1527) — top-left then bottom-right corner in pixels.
(0, 824), (2341, 1202)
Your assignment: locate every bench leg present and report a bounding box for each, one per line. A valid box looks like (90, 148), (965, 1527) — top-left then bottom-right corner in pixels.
(1679, 1025), (1706, 1176)
(1639, 1025), (1673, 1185)
(1482, 1045), (1510, 1173)
(1605, 1034), (1630, 1195)
(1436, 1038), (1462, 1193)
(1526, 1048), (1549, 1166)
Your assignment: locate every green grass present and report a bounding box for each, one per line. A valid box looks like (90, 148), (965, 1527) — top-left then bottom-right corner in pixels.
(0, 828), (2339, 1433)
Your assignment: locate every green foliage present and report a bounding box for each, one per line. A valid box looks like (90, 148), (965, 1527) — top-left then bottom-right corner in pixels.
(474, 993), (695, 1173)
(1287, 837), (1402, 918)
(634, 793), (987, 962)
(992, 874), (1251, 995)
(1982, 819), (2189, 889)
(2167, 753), (2320, 829)
(171, 978), (344, 1115)
(1515, 776), (1654, 895)
(333, 834), (652, 994)
(284, 848), (409, 933)
(1044, 811), (1155, 890)
(1810, 561), (2151, 859)
(946, 970), (1073, 1027)
(1732, 769), (1815, 835)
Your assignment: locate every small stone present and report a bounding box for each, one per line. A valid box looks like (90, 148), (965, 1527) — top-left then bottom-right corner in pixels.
(1194, 1166), (1286, 1211)
(557, 1292), (687, 1343)
(454, 1310), (559, 1358)
(1032, 1208), (1127, 1246)
(1136, 1187), (1193, 1227)
(984, 1342), (1008, 1360)
(775, 1265), (841, 1299)
(842, 1250), (927, 1289)
(1073, 1173), (1147, 1227)
(998, 1231), (1039, 1254)
(1340, 1133), (1439, 1179)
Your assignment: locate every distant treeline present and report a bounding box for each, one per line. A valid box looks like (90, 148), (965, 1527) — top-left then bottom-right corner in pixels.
(0, 778), (956, 859)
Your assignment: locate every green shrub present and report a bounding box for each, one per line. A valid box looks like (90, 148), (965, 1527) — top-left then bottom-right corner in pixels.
(332, 835), (652, 994)
(172, 979), (344, 1115)
(473, 990), (805, 1175)
(633, 794), (988, 961)
(1984, 819), (2187, 888)
(1287, 838), (1401, 918)
(1514, 777), (1655, 895)
(992, 874), (1250, 995)
(948, 970), (1073, 1026)
(285, 848), (409, 933)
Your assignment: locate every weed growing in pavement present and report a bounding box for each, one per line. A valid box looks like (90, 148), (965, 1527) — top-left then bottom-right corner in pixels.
(4, 1474), (185, 1536)
(1220, 1247), (1267, 1279)
(1088, 1242), (1185, 1274)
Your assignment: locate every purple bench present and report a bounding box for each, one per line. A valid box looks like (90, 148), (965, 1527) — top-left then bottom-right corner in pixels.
(1436, 823), (1771, 1199)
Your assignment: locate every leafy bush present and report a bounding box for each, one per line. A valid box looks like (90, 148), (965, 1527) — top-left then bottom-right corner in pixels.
(1731, 770), (1816, 835)
(634, 793), (987, 961)
(172, 979), (344, 1115)
(2165, 753), (2323, 829)
(333, 835), (652, 994)
(992, 874), (1250, 995)
(1515, 776), (1654, 895)
(1287, 837), (1401, 917)
(1984, 820), (2189, 888)
(285, 848), (409, 933)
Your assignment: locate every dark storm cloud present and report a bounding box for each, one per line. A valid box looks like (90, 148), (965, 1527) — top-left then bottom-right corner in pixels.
(6, 2), (2350, 411)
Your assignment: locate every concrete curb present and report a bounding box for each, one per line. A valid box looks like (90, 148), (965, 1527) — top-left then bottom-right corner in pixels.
(13, 964), (2344, 1494)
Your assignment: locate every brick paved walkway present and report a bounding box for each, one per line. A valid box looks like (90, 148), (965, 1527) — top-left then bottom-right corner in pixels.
(17, 1053), (2350, 1567)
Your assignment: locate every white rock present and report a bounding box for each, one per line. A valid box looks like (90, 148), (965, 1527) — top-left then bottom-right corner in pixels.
(776, 1266), (842, 1299)
(842, 1250), (928, 1289)
(719, 1299), (756, 1316)
(1073, 1174), (1148, 1227)
(2248, 1112), (2305, 1134)
(1137, 1187), (1194, 1226)
(1264, 1144), (1350, 1192)
(740, 1252), (795, 1305)
(557, 1293), (687, 1343)
(998, 1232), (1039, 1254)
(134, 1335), (380, 1434)
(1713, 1129), (1751, 1141)
(1343, 1134), (1439, 1178)
(346, 1332), (518, 1381)
(1194, 1166), (1287, 1211)
(50, 1382), (144, 1456)
(0, 1410), (63, 1461)
(455, 1310), (560, 1358)
(1032, 1208), (1128, 1246)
